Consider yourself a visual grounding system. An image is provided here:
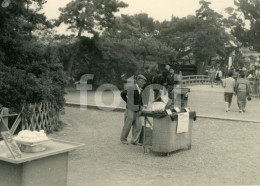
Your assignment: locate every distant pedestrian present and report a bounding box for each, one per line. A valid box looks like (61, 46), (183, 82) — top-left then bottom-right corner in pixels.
(233, 69), (239, 82)
(215, 72), (221, 86)
(235, 72), (251, 113)
(223, 71), (235, 112)
(209, 66), (216, 88)
(215, 68), (222, 86)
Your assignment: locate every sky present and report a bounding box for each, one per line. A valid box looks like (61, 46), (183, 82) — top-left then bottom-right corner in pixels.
(42, 0), (236, 34)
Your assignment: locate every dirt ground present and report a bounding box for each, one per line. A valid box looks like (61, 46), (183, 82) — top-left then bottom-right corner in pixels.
(50, 107), (260, 186)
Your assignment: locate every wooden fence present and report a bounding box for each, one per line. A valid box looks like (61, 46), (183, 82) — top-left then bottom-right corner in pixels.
(0, 102), (60, 135)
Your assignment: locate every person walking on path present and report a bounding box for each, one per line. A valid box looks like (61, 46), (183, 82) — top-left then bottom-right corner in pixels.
(120, 75), (147, 145)
(209, 66), (216, 88)
(223, 71), (236, 112)
(235, 72), (251, 113)
(233, 68), (239, 82)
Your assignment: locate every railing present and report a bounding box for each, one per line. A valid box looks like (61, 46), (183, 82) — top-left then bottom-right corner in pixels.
(0, 102), (61, 135)
(181, 75), (260, 98)
(181, 75), (210, 86)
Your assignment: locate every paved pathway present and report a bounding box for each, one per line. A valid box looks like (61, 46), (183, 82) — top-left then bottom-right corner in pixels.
(65, 85), (260, 122)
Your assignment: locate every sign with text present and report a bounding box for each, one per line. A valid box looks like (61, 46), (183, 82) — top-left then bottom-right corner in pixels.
(177, 112), (189, 133)
(1, 131), (22, 159)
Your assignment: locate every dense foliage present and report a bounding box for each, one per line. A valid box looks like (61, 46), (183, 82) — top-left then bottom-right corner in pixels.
(225, 0), (260, 52)
(0, 0), (66, 112)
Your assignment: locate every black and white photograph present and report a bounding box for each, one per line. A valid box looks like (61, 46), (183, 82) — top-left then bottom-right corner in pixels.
(0, 0), (260, 185)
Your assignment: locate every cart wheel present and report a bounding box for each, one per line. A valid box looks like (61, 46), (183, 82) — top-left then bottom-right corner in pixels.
(188, 145), (191, 150)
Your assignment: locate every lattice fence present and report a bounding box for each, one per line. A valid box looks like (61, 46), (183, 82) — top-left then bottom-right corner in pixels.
(21, 102), (60, 132)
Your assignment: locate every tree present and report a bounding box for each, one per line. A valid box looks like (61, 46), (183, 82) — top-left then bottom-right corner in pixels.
(193, 0), (228, 74)
(55, 0), (127, 78)
(56, 0), (128, 37)
(227, 0), (260, 52)
(156, 16), (201, 64)
(192, 28), (226, 74)
(112, 13), (176, 70)
(0, 0), (66, 111)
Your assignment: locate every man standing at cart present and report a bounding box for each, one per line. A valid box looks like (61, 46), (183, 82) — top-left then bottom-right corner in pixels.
(120, 75), (147, 145)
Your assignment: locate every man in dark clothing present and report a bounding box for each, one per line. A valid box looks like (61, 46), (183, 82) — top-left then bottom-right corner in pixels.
(152, 70), (164, 100)
(120, 75), (147, 145)
(143, 66), (152, 85)
(142, 66), (152, 106)
(167, 68), (178, 99)
(162, 64), (170, 87)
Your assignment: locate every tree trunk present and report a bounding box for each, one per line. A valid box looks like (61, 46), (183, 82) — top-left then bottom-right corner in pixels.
(78, 26), (83, 38)
(202, 60), (209, 74)
(66, 39), (80, 80)
(66, 55), (75, 80)
(65, 27), (83, 79)
(196, 61), (204, 75)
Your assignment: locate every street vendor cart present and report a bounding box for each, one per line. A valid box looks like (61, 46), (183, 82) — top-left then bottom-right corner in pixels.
(139, 87), (196, 155)
(140, 110), (196, 155)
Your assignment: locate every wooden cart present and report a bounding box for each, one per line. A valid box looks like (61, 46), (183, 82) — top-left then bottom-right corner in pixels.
(141, 111), (196, 155)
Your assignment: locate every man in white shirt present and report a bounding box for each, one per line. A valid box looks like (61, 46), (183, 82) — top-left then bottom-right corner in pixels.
(223, 71), (236, 112)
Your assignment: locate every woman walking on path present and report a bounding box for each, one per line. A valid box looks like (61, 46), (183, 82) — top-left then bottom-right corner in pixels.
(235, 72), (251, 113)
(223, 71), (236, 112)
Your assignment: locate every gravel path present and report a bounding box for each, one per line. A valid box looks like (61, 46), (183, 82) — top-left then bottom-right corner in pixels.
(50, 107), (260, 186)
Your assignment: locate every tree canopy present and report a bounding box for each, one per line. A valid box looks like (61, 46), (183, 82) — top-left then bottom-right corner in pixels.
(226, 0), (260, 52)
(0, 0), (66, 111)
(56, 0), (127, 37)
